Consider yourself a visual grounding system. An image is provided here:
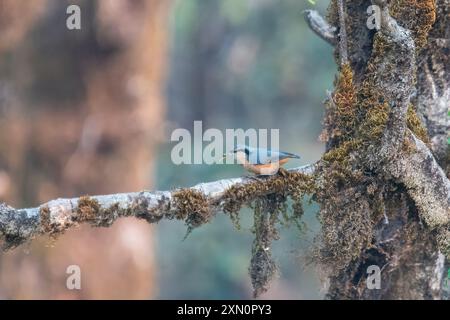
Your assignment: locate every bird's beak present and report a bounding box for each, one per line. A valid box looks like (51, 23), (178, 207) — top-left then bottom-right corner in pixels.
(221, 152), (234, 163)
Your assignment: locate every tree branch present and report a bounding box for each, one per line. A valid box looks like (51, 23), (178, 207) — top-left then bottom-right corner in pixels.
(417, 38), (450, 161)
(386, 132), (450, 229)
(368, 0), (449, 230)
(0, 164), (317, 250)
(303, 10), (337, 45)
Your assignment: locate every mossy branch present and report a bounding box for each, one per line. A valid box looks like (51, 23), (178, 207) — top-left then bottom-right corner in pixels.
(0, 164), (316, 251)
(386, 132), (450, 229)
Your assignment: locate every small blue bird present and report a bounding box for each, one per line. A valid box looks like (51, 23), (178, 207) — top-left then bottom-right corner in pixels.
(226, 145), (300, 175)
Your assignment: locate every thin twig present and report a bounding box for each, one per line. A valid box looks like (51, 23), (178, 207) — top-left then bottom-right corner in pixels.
(303, 10), (337, 45)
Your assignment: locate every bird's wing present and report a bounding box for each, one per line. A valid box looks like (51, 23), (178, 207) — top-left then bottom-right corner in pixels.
(246, 146), (300, 164)
(248, 149), (285, 165)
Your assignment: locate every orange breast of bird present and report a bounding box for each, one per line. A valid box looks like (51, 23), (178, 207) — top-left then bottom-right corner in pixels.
(244, 158), (290, 175)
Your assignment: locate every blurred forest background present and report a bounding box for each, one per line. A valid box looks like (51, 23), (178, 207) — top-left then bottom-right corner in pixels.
(0, 0), (336, 299)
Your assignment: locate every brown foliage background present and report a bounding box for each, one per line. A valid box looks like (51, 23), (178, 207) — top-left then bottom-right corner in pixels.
(0, 0), (170, 299)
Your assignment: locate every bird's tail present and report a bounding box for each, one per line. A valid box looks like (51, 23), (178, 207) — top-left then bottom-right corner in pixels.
(283, 152), (300, 159)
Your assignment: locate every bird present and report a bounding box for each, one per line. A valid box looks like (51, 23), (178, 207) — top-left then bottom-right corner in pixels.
(225, 145), (300, 175)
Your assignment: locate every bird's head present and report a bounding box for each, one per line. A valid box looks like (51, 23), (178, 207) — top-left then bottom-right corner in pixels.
(223, 145), (251, 161)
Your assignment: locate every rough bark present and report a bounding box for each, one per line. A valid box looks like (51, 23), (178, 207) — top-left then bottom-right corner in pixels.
(0, 0), (170, 299)
(0, 165), (316, 250)
(310, 0), (450, 299)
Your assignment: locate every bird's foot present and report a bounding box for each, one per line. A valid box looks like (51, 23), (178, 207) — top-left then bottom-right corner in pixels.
(244, 174), (266, 182)
(277, 167), (289, 177)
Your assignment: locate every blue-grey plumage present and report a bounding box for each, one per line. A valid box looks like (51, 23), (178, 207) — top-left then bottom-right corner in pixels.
(233, 145), (300, 164)
(227, 145), (301, 175)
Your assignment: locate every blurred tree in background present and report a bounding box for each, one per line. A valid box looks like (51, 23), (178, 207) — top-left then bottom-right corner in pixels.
(0, 0), (170, 298)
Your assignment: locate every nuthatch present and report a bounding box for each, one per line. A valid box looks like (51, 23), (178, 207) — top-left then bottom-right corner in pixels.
(225, 145), (300, 175)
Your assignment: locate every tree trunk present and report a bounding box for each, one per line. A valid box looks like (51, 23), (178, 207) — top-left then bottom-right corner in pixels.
(0, 0), (170, 299)
(320, 0), (449, 299)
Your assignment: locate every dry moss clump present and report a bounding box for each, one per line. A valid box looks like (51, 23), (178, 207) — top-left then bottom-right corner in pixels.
(321, 64), (358, 147)
(76, 196), (100, 222)
(313, 162), (387, 270)
(406, 104), (430, 144)
(39, 205), (51, 233)
(316, 190), (376, 270)
(172, 189), (212, 232)
(77, 196), (125, 228)
(163, 171), (313, 296)
(150, 171), (314, 297)
(249, 196), (280, 297)
(38, 197), (101, 239)
(359, 103), (390, 141)
(314, 44), (394, 270)
(222, 171), (314, 227)
(390, 0), (436, 49)
(319, 63), (366, 191)
(221, 170), (314, 296)
(313, 9), (433, 271)
(357, 35), (390, 115)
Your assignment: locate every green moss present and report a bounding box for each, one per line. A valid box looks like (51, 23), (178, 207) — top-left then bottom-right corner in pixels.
(39, 205), (51, 233)
(321, 64), (358, 145)
(359, 103), (390, 141)
(221, 170), (314, 296)
(352, 35), (394, 144)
